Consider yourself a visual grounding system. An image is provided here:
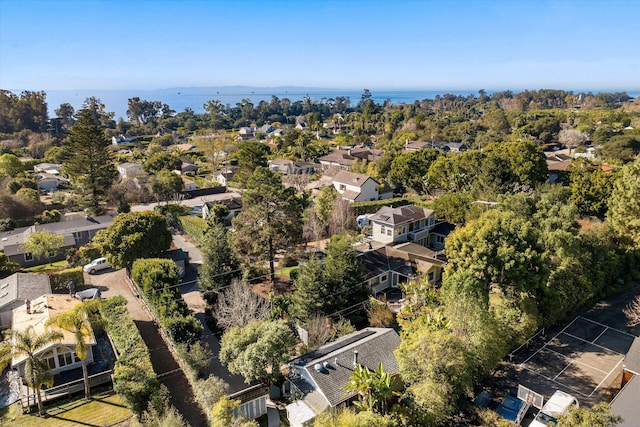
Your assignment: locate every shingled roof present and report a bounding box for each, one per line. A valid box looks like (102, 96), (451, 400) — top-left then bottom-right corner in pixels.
(369, 205), (434, 226)
(0, 273), (51, 311)
(290, 328), (401, 410)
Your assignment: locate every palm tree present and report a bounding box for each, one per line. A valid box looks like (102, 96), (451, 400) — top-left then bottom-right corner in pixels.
(5, 326), (63, 416)
(343, 363), (394, 414)
(0, 340), (11, 371)
(48, 300), (104, 400)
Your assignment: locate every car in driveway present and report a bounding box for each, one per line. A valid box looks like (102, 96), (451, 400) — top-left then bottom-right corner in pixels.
(83, 257), (110, 274)
(529, 390), (578, 427)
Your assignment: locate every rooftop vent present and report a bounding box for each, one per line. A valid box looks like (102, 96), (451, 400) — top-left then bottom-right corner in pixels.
(314, 363), (323, 372)
(1, 283), (9, 289)
(323, 361), (331, 369)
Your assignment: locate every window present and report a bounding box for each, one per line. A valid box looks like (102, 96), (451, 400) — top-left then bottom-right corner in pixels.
(339, 184), (346, 191)
(381, 275), (387, 282)
(436, 235), (445, 244)
(428, 271), (435, 282)
(380, 225), (386, 234)
(24, 252), (33, 262)
(387, 229), (392, 236)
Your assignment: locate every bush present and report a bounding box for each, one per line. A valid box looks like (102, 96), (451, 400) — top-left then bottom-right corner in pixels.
(165, 315), (203, 346)
(131, 259), (203, 346)
(192, 375), (228, 415)
(179, 215), (208, 243)
(67, 245), (102, 268)
(101, 296), (161, 415)
(176, 342), (212, 381)
(49, 267), (84, 292)
(155, 204), (191, 229)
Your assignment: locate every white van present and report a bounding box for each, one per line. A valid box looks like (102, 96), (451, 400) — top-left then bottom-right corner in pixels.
(83, 257), (111, 274)
(529, 390), (578, 427)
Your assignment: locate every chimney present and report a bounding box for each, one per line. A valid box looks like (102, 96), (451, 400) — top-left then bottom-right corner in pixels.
(353, 350), (359, 367)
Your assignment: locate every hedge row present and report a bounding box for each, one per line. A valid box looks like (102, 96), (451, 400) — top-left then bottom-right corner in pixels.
(48, 267), (84, 292)
(100, 295), (161, 415)
(131, 258), (203, 346)
(352, 197), (413, 215)
(179, 215), (208, 243)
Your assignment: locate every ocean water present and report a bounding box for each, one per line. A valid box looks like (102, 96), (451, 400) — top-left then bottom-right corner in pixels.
(41, 87), (640, 121)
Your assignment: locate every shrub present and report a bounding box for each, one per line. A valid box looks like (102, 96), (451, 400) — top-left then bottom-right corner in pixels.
(176, 342), (212, 381)
(164, 315), (203, 346)
(100, 296), (161, 415)
(193, 375), (228, 415)
(49, 267), (84, 292)
(131, 259), (203, 346)
(179, 215), (208, 243)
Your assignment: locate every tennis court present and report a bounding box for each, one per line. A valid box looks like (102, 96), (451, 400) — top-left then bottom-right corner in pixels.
(518, 316), (636, 398)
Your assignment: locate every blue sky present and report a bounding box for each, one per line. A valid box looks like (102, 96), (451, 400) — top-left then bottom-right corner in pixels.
(1, 0), (638, 91)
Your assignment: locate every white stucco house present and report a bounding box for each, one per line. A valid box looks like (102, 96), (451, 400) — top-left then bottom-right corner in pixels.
(368, 205), (436, 246)
(117, 162), (143, 178)
(10, 294), (96, 378)
(0, 273), (52, 330)
(331, 171), (389, 202)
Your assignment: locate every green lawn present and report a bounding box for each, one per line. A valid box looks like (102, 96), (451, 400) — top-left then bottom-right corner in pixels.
(0, 391), (132, 427)
(21, 260), (69, 273)
(275, 265), (299, 278)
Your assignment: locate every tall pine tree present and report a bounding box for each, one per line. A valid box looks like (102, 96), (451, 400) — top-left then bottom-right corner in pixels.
(63, 107), (117, 214)
(199, 221), (240, 302)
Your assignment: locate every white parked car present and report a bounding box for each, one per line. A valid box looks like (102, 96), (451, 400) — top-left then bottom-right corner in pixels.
(83, 257), (111, 274)
(529, 390), (578, 427)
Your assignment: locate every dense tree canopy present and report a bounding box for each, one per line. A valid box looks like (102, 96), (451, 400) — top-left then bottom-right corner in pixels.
(93, 211), (172, 268)
(219, 320), (296, 383)
(607, 158), (640, 247)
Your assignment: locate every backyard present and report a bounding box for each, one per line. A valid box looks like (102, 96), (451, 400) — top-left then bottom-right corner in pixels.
(0, 390), (132, 426)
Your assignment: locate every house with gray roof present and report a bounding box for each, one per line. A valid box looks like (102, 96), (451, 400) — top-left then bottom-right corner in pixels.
(33, 163), (62, 175)
(0, 273), (51, 330)
(286, 328), (401, 427)
(331, 171), (392, 203)
(369, 205), (436, 247)
(610, 337), (640, 426)
(0, 215), (114, 267)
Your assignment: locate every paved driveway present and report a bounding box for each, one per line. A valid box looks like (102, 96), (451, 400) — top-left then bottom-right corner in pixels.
(85, 269), (208, 426)
(173, 232), (249, 393)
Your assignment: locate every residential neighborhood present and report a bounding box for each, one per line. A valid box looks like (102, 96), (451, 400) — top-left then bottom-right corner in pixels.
(1, 67), (640, 427)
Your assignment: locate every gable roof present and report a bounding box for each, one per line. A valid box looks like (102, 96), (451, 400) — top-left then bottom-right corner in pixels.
(359, 247), (410, 278)
(11, 294), (96, 366)
(290, 328), (401, 408)
(0, 273), (51, 311)
(369, 205), (434, 226)
(332, 171), (377, 188)
(318, 150), (355, 167)
(623, 337), (640, 375)
(611, 374), (640, 427)
(0, 215), (114, 253)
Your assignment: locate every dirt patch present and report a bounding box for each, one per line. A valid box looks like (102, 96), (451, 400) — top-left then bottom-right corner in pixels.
(252, 275), (295, 299)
